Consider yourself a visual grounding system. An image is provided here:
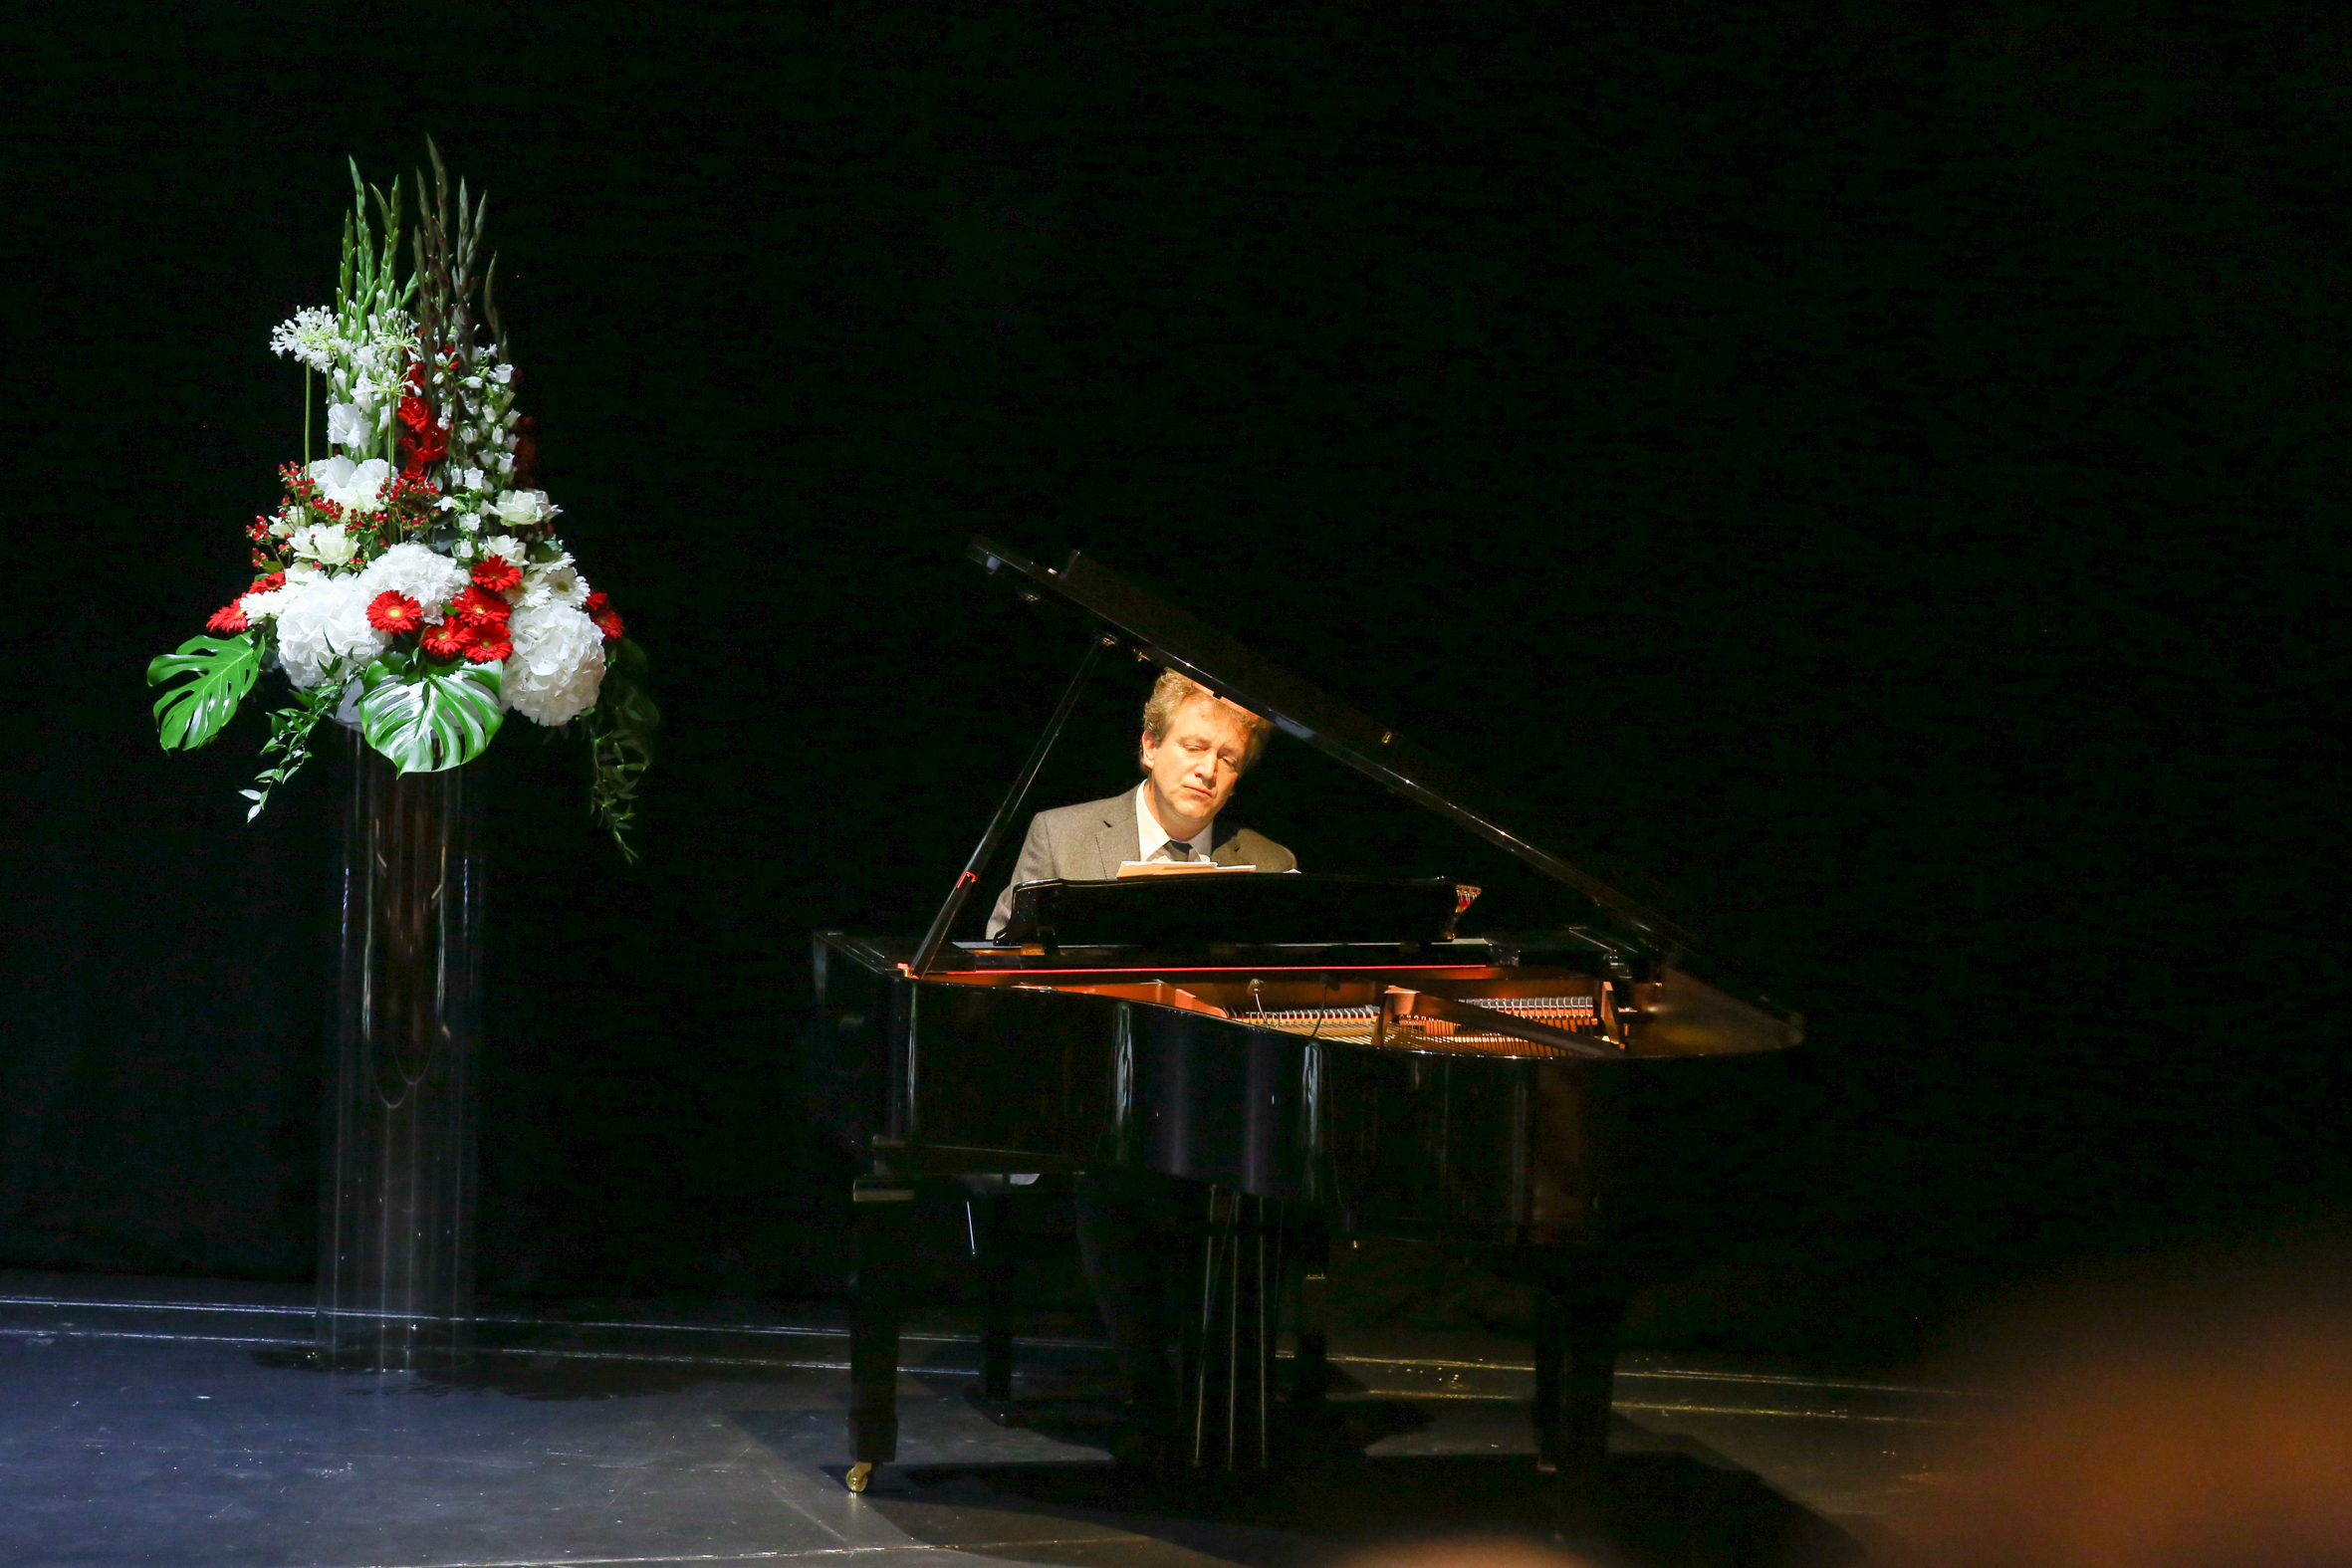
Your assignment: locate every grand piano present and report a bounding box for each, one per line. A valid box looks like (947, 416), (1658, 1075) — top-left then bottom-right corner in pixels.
(810, 540), (1806, 1494)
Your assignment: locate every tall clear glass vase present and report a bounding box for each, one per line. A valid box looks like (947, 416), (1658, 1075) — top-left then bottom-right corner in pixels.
(317, 727), (486, 1372)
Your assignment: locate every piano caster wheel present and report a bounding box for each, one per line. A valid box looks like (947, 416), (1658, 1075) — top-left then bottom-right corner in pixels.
(846, 1461), (874, 1493)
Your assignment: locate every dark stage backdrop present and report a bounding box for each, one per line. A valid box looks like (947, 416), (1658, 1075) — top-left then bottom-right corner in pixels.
(4, 5), (2345, 1356)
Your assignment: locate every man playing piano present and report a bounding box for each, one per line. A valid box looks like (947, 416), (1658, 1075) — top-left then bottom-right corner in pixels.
(985, 670), (1296, 1463)
(984, 669), (1296, 939)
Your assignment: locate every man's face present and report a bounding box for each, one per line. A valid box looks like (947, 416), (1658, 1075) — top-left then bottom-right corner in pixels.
(1139, 697), (1252, 838)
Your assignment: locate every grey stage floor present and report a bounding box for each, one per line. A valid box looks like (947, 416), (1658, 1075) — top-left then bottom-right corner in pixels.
(0, 1272), (1969, 1568)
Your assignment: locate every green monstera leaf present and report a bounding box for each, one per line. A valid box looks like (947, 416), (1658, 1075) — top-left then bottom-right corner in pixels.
(358, 656), (505, 774)
(147, 633), (263, 751)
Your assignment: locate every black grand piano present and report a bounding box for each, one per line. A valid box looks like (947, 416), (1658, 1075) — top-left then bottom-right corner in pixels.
(810, 541), (1806, 1495)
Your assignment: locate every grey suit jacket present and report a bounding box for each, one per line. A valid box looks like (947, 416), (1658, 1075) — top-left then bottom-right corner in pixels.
(985, 788), (1297, 939)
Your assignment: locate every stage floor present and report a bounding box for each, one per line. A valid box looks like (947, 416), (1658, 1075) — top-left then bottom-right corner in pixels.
(0, 1271), (1966, 1568)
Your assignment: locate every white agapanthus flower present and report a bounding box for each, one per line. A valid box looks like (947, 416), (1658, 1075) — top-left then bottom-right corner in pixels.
(269, 307), (341, 373)
(272, 575), (388, 689)
(491, 489), (559, 530)
(357, 543), (469, 623)
(307, 455), (391, 514)
(502, 600), (605, 726)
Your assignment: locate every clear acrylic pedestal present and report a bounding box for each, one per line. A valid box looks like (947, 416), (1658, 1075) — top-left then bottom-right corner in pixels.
(315, 729), (485, 1372)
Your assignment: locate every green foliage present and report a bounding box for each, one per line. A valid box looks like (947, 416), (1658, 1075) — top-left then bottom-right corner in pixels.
(147, 633), (262, 751)
(358, 654), (504, 774)
(583, 636), (659, 863)
(240, 680), (345, 822)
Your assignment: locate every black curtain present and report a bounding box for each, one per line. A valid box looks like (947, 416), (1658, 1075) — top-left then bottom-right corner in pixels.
(4, 4), (2345, 1346)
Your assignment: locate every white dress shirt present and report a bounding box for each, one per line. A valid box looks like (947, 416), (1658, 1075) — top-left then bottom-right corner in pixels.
(1134, 782), (1214, 862)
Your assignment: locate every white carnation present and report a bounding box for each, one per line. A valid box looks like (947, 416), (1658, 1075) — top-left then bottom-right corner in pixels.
(271, 575), (387, 689)
(326, 402), (371, 449)
(501, 600), (605, 727)
(357, 543), (469, 623)
(308, 455), (392, 514)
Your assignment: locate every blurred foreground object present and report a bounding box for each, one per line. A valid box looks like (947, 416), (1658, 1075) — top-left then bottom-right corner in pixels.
(1896, 1256), (2352, 1567)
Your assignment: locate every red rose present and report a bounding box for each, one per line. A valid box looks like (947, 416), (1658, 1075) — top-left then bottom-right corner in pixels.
(585, 590), (624, 641)
(366, 590), (424, 636)
(450, 584), (512, 630)
(419, 620), (470, 661)
(249, 570), (286, 594)
(205, 600), (250, 634)
(470, 554), (522, 593)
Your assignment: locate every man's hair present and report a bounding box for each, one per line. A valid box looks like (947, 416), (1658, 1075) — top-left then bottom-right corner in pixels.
(1140, 670), (1273, 772)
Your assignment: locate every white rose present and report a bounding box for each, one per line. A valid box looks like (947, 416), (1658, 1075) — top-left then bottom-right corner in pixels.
(491, 489), (559, 530)
(477, 534), (529, 568)
(307, 455), (392, 514)
(291, 522), (356, 567)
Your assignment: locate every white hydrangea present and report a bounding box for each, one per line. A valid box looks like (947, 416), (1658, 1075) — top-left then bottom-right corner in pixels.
(501, 600), (605, 726)
(271, 575), (387, 689)
(308, 455), (392, 514)
(357, 543), (470, 623)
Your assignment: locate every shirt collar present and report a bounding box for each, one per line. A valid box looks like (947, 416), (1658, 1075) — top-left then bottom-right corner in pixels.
(1135, 781), (1214, 861)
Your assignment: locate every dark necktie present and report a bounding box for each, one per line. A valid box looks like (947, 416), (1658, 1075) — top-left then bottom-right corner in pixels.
(1160, 841), (1195, 861)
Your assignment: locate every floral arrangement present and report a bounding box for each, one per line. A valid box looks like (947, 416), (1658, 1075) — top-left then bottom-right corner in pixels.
(148, 147), (655, 857)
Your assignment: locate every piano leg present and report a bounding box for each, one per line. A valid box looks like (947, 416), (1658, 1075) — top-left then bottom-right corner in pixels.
(1287, 1226), (1331, 1408)
(969, 1192), (1016, 1405)
(1530, 1284), (1632, 1492)
(846, 1182), (916, 1492)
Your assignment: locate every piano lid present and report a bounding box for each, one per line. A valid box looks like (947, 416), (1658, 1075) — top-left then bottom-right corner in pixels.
(968, 539), (1695, 957)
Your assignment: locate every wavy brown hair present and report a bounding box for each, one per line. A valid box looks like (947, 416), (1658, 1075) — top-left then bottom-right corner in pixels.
(1139, 670), (1272, 772)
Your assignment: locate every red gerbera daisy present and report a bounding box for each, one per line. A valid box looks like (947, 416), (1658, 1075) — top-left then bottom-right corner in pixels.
(450, 584), (513, 630)
(464, 632), (514, 663)
(585, 590), (625, 641)
(419, 620), (470, 661)
(249, 569), (286, 594)
(206, 600), (250, 634)
(470, 554), (522, 593)
(366, 590), (425, 635)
